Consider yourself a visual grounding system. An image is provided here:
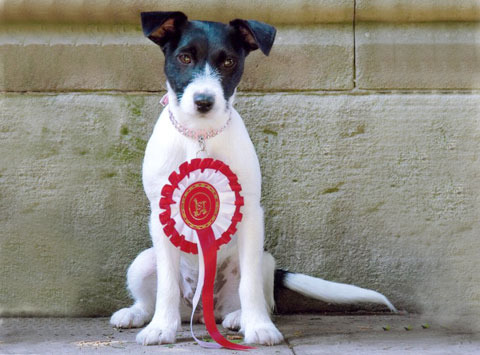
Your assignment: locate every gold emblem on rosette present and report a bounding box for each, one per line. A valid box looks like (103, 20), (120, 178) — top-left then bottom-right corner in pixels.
(180, 182), (220, 230)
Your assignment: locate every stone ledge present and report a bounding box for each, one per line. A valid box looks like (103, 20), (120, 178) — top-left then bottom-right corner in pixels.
(2, 0), (479, 25)
(0, 24), (353, 92)
(0, 0), (353, 25)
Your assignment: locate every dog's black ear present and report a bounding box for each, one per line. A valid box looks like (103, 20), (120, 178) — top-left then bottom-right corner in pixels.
(229, 19), (276, 56)
(140, 11), (188, 48)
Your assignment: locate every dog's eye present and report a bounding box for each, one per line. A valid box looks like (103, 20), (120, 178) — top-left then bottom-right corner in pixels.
(223, 58), (236, 68)
(178, 54), (192, 65)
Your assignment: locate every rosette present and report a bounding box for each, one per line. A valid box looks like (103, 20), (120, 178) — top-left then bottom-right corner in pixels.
(159, 158), (243, 254)
(159, 158), (252, 350)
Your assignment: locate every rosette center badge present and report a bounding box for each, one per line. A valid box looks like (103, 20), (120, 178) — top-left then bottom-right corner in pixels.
(181, 182), (220, 230)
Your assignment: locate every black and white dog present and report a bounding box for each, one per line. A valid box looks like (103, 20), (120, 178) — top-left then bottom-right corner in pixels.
(110, 11), (396, 346)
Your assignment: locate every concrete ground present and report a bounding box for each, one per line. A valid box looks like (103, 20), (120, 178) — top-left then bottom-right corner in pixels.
(1, 313), (479, 354)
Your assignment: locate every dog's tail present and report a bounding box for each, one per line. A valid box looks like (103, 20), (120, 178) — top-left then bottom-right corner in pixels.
(274, 269), (397, 312)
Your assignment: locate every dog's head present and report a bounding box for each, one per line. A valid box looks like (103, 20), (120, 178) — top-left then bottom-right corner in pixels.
(141, 11), (276, 124)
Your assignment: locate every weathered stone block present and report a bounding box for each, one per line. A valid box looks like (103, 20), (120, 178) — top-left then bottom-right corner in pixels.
(252, 93), (480, 330)
(0, 24), (353, 92)
(1, 93), (479, 332)
(356, 0), (480, 22)
(243, 25), (353, 91)
(0, 93), (157, 316)
(356, 23), (480, 89)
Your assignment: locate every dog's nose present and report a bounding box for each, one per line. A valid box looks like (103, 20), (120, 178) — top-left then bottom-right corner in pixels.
(194, 93), (215, 113)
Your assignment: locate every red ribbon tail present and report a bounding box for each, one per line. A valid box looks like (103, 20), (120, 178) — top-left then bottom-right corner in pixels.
(197, 228), (255, 350)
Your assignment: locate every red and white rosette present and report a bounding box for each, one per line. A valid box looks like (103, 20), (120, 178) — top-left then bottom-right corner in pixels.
(159, 158), (253, 350)
(159, 158), (243, 255)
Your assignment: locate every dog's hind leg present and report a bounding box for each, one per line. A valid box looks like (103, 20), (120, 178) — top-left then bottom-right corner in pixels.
(110, 248), (156, 328)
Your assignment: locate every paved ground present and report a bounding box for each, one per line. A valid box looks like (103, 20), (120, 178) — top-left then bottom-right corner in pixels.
(1, 313), (479, 354)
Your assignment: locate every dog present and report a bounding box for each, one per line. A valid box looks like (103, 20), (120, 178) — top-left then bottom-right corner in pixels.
(110, 11), (396, 346)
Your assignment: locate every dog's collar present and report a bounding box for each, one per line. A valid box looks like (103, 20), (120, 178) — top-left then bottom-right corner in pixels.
(161, 94), (232, 153)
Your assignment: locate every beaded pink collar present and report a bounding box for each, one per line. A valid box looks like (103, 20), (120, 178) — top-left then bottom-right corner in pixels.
(161, 94), (232, 152)
(168, 109), (232, 142)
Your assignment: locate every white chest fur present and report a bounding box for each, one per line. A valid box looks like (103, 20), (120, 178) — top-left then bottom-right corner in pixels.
(142, 106), (262, 212)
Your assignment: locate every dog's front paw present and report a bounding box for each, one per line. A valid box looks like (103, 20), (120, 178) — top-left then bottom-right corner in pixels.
(243, 322), (283, 346)
(110, 306), (151, 329)
(136, 322), (177, 345)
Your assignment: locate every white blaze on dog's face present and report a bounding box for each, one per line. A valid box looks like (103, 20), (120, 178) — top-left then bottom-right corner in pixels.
(140, 11), (276, 129)
(170, 64), (228, 125)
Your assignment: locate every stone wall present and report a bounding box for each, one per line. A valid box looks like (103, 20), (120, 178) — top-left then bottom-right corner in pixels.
(1, 1), (479, 331)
